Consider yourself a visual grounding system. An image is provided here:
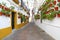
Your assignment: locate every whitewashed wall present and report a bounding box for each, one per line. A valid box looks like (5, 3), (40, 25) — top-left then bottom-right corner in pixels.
(35, 17), (60, 40)
(0, 0), (28, 29)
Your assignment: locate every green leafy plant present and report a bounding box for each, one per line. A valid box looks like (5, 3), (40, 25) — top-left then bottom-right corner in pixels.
(34, 14), (40, 20)
(1, 9), (5, 13)
(10, 6), (15, 10)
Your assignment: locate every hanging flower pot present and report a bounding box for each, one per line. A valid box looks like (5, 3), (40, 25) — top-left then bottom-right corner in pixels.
(7, 14), (10, 17)
(57, 14), (60, 17)
(2, 5), (4, 9)
(54, 7), (58, 11)
(53, 1), (56, 5)
(45, 11), (50, 14)
(0, 12), (2, 16)
(49, 3), (52, 7)
(58, 0), (60, 2)
(18, 16), (21, 18)
(4, 7), (10, 10)
(50, 9), (54, 11)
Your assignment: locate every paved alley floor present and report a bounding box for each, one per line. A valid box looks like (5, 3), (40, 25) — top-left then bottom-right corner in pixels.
(3, 22), (54, 40)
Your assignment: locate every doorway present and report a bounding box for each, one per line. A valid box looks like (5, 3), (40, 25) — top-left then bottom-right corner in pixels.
(11, 12), (15, 29)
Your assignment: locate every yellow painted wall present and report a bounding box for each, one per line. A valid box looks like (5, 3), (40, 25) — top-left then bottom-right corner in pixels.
(0, 27), (12, 39)
(15, 22), (28, 29)
(0, 10), (28, 40)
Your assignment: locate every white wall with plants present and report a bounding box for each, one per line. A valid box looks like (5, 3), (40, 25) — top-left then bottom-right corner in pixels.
(0, 0), (17, 29)
(35, 0), (60, 40)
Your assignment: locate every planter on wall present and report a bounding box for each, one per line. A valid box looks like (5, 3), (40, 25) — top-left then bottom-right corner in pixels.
(57, 14), (60, 17)
(45, 11), (50, 14)
(58, 0), (60, 2)
(18, 16), (21, 18)
(54, 7), (58, 11)
(0, 12), (2, 16)
(7, 14), (10, 17)
(53, 1), (56, 5)
(49, 3), (52, 7)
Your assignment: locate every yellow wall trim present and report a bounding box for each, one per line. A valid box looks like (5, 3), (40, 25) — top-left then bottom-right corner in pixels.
(15, 22), (28, 29)
(0, 27), (12, 39)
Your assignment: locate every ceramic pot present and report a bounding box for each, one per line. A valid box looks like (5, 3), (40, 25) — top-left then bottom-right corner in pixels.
(53, 1), (56, 5)
(0, 12), (2, 16)
(49, 3), (52, 7)
(54, 7), (58, 11)
(58, 0), (60, 2)
(57, 14), (60, 17)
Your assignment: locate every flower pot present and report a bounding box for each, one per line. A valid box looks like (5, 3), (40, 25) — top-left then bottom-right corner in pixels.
(5, 7), (10, 10)
(18, 16), (21, 18)
(2, 6), (4, 9)
(7, 14), (10, 17)
(53, 1), (56, 5)
(45, 11), (50, 14)
(49, 3), (52, 7)
(54, 7), (58, 11)
(58, 0), (60, 2)
(57, 14), (60, 17)
(0, 12), (2, 16)
(51, 9), (54, 11)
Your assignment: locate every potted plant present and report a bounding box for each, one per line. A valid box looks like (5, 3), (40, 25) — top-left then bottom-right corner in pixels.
(53, 1), (56, 5)
(10, 6), (15, 10)
(58, 0), (60, 2)
(34, 14), (40, 20)
(2, 2), (6, 9)
(18, 13), (22, 18)
(5, 10), (10, 17)
(0, 12), (2, 16)
(46, 11), (56, 20)
(49, 3), (53, 7)
(54, 7), (58, 11)
(57, 11), (60, 17)
(1, 9), (5, 15)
